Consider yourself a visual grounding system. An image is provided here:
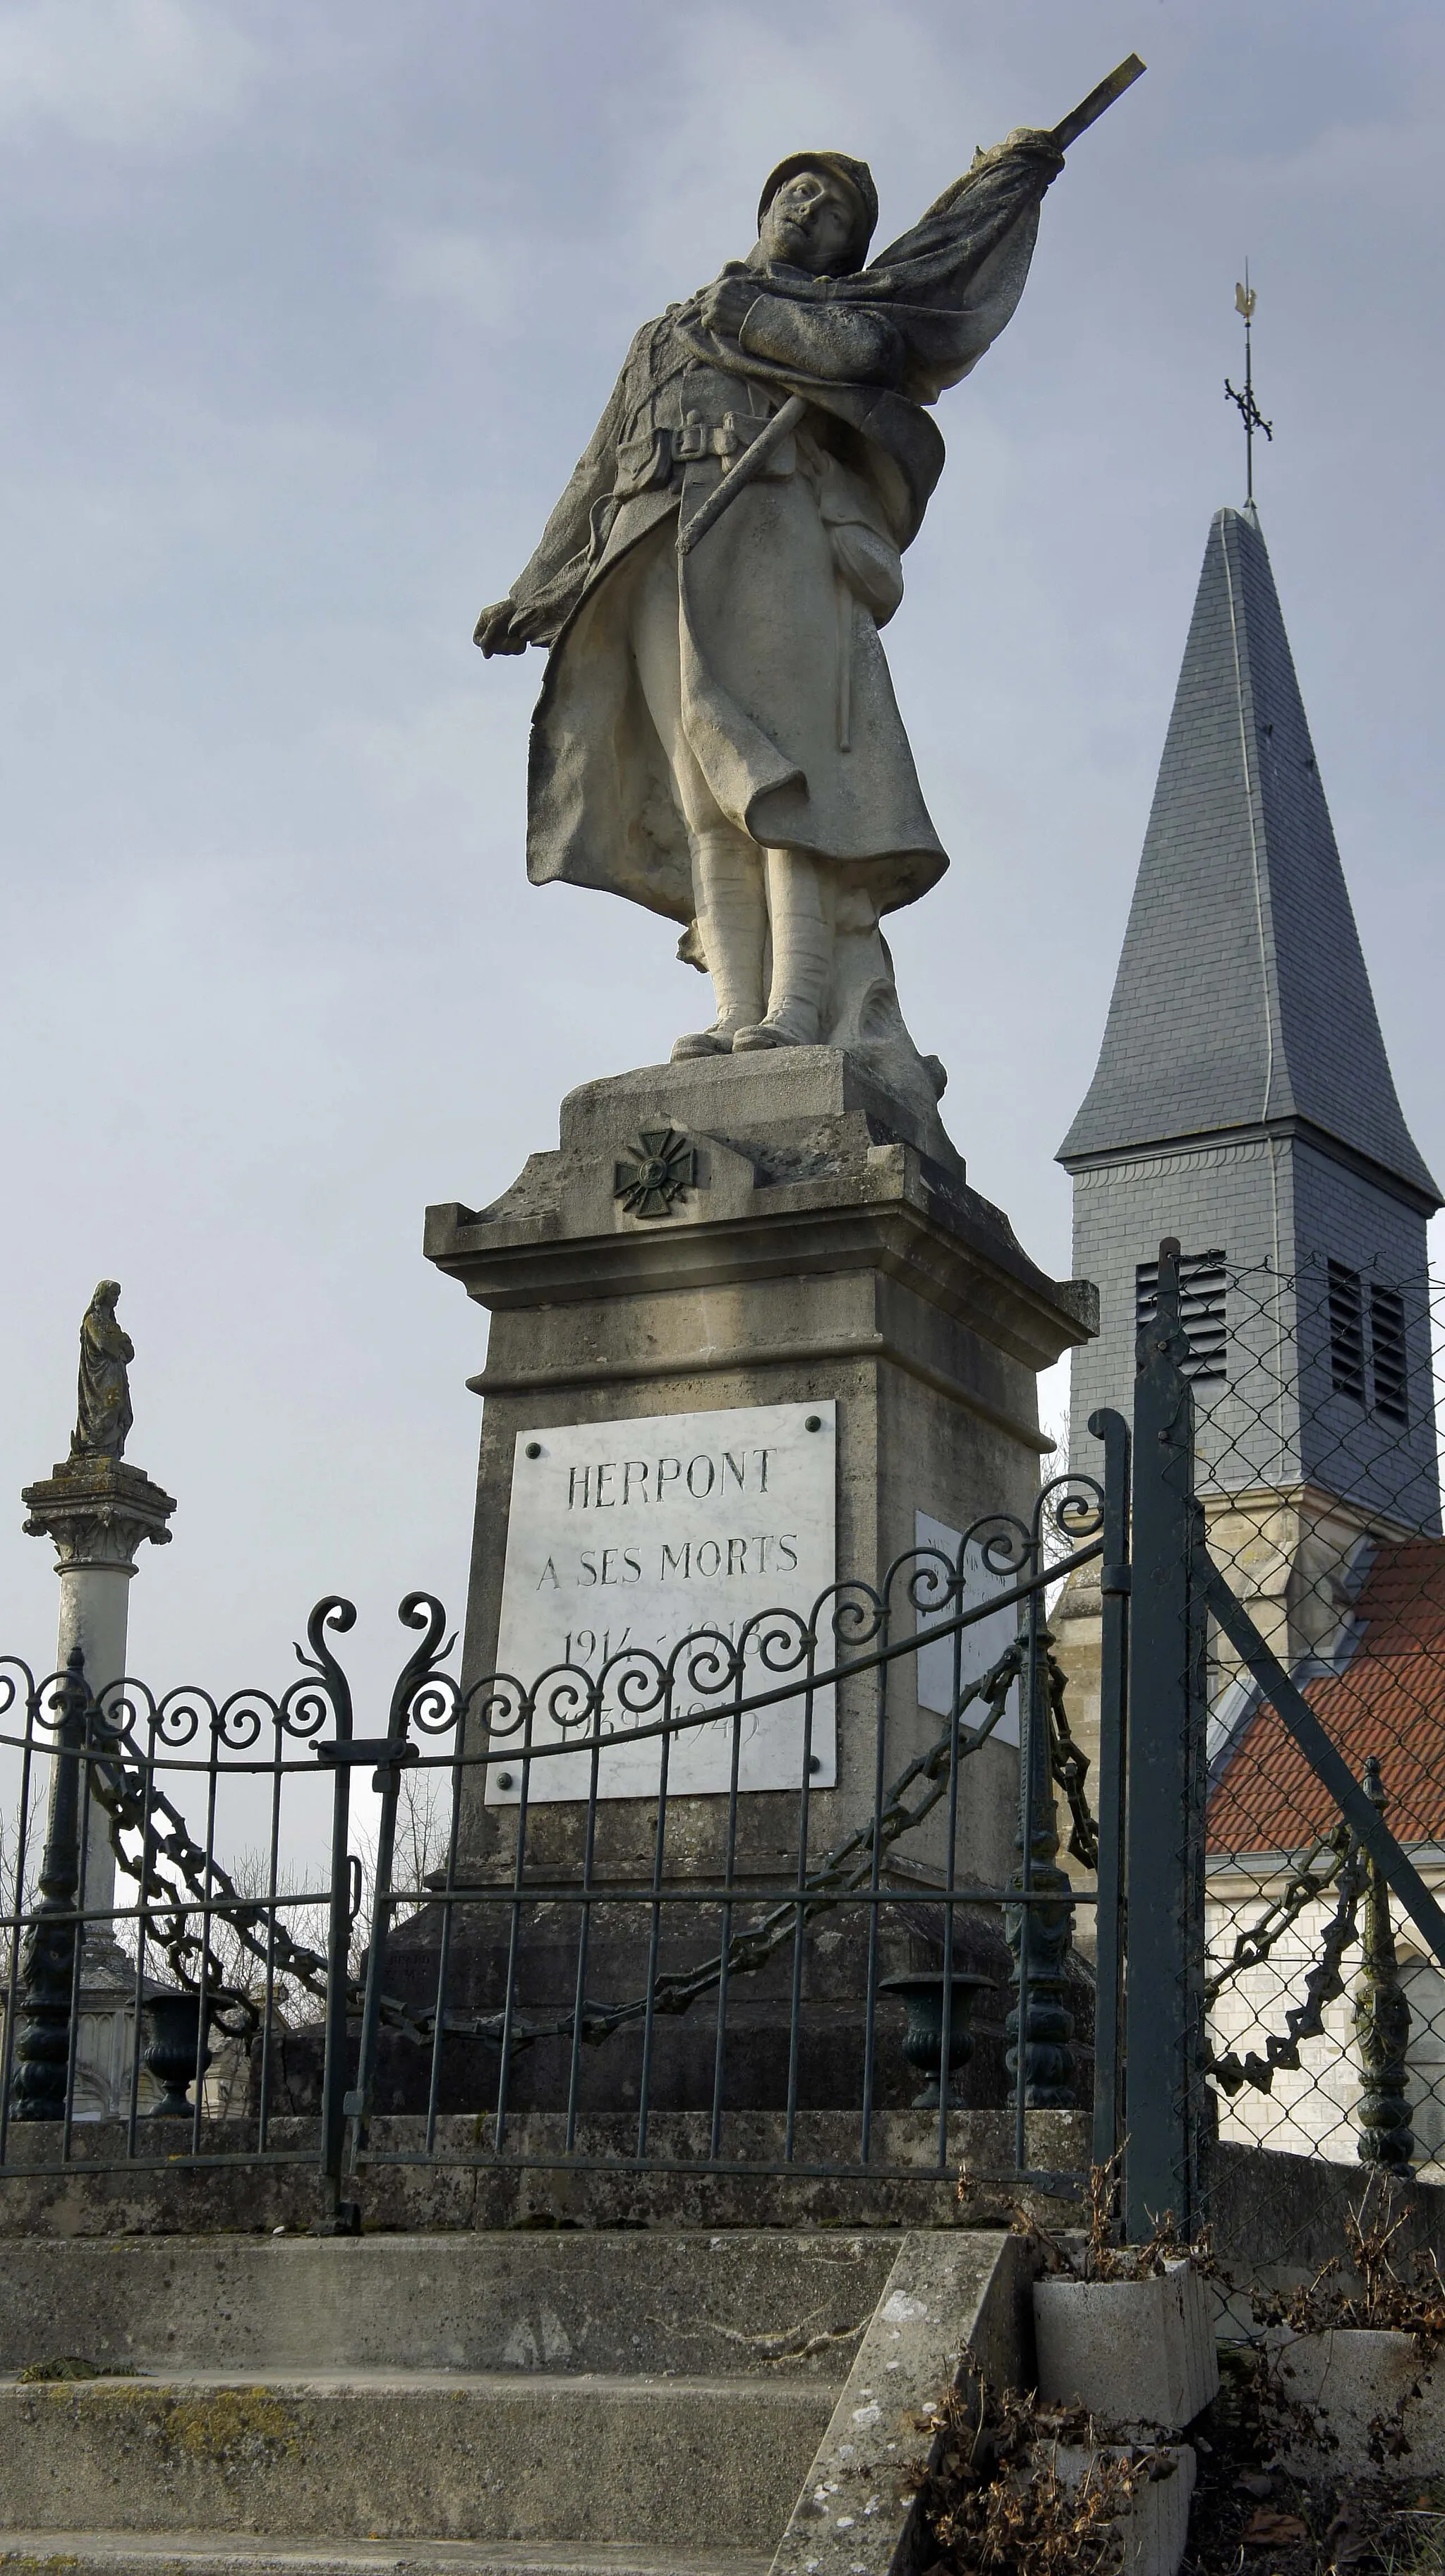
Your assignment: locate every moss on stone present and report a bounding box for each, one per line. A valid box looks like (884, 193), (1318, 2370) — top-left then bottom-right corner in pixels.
(143, 2385), (306, 2472)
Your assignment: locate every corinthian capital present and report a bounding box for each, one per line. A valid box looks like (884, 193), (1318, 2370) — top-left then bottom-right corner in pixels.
(23, 1455), (176, 1573)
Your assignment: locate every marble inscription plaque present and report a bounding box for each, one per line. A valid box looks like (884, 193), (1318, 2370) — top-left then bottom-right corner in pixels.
(914, 1509), (1022, 1748)
(490, 1401), (838, 1802)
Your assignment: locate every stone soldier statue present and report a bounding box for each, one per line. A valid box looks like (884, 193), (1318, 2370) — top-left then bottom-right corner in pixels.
(70, 1281), (134, 1461)
(475, 132), (1065, 1085)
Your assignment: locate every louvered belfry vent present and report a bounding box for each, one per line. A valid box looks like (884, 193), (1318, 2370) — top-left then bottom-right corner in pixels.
(1371, 1283), (1410, 1426)
(1135, 1250), (1228, 1383)
(1328, 1259), (1366, 1403)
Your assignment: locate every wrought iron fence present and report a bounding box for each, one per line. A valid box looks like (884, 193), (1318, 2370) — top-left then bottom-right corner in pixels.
(0, 1488), (1115, 2227)
(8, 1247), (1436, 2239)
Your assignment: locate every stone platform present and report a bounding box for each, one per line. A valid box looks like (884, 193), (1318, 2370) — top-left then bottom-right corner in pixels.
(0, 2109), (1091, 2237)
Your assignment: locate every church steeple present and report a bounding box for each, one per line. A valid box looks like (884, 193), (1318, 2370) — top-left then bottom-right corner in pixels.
(1059, 503), (1439, 1543)
(1060, 504), (1437, 1205)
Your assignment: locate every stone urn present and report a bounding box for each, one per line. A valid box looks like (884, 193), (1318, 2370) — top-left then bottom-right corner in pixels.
(142, 1992), (213, 2117)
(880, 1971), (994, 2108)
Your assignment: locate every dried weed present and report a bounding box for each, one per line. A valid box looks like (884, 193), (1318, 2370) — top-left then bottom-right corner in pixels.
(908, 2349), (1172, 2576)
(1247, 2178), (1445, 2359)
(1182, 2342), (1445, 2573)
(957, 2150), (1213, 2285)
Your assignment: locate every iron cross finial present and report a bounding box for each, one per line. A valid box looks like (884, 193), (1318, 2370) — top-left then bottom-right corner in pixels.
(1225, 260), (1273, 507)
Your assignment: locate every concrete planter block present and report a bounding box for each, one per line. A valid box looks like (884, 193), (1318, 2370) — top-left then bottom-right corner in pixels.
(1276, 2328), (1445, 2472)
(1033, 2261), (1219, 2432)
(1052, 2444), (1195, 2576)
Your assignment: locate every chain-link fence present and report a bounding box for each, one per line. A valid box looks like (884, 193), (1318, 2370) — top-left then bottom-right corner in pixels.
(1196, 1254), (1444, 2177)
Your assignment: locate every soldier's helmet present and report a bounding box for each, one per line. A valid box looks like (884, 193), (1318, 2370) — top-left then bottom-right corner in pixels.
(756, 152), (878, 274)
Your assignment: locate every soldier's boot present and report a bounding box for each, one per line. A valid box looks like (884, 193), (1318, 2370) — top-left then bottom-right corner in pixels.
(732, 846), (834, 1050)
(671, 827), (767, 1060)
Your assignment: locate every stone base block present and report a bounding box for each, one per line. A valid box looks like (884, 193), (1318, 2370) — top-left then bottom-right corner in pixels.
(1033, 2262), (1219, 2431)
(1276, 2327), (1445, 2472)
(272, 1900), (1070, 2122)
(0, 2108), (1094, 2238)
(1051, 2443), (1195, 2576)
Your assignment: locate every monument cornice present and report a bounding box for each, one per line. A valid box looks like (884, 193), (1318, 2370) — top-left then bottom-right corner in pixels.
(428, 1144), (1094, 1380)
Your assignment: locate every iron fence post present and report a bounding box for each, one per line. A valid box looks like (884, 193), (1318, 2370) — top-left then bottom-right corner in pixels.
(1353, 1755), (1414, 2171)
(318, 1762), (354, 2216)
(9, 1649), (87, 2122)
(1125, 1240), (1207, 2238)
(303, 1600), (359, 2227)
(1088, 1408), (1130, 2179)
(335, 1754), (399, 2226)
(1007, 1579), (1076, 2121)
(339, 1597), (444, 2210)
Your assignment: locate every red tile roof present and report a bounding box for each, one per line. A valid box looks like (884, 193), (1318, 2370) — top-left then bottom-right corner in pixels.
(1207, 1539), (1445, 1854)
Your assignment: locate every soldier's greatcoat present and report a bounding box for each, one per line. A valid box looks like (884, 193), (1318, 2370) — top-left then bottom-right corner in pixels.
(502, 140), (1060, 931)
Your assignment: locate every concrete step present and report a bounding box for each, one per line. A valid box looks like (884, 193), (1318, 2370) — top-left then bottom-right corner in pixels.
(0, 2232), (895, 2381)
(0, 2371), (830, 2549)
(0, 2229), (1036, 2576)
(0, 2539), (770, 2576)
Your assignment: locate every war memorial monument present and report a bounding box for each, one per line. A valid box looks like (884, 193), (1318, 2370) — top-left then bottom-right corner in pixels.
(410, 82), (1149, 2103)
(15, 54), (1445, 2576)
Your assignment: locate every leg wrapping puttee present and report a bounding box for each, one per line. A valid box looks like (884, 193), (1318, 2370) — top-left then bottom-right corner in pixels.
(670, 828), (767, 1059)
(733, 848), (835, 1050)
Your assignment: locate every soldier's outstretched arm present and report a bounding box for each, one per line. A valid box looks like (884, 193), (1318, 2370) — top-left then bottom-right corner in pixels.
(915, 127), (1063, 229)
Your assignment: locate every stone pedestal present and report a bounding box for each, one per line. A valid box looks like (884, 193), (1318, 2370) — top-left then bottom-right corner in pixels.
(20, 1452), (175, 2115)
(416, 1048), (1094, 2113)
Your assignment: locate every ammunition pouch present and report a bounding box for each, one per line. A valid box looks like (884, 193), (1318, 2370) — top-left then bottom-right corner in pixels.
(612, 409), (794, 499)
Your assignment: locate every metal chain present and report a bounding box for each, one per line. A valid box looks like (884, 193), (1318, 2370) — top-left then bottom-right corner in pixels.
(75, 1635), (1032, 2063)
(410, 1635), (1030, 2055)
(1046, 1649), (1099, 1868)
(1204, 1821), (1353, 2006)
(81, 1725), (356, 2042)
(1204, 1824), (1369, 2096)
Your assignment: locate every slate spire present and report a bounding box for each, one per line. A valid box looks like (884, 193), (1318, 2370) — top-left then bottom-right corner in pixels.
(1059, 504), (1437, 1208)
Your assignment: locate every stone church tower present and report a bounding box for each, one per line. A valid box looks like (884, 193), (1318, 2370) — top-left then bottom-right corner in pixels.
(1055, 501), (1439, 1744)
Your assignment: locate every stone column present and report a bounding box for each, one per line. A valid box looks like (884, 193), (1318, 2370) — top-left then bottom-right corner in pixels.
(22, 1455), (176, 1921)
(19, 1284), (175, 2113)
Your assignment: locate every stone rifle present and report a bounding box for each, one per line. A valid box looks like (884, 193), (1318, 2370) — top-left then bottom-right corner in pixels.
(677, 52), (1147, 560)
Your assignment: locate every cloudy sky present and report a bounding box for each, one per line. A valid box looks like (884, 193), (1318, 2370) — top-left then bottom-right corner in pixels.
(1, 0), (1441, 1748)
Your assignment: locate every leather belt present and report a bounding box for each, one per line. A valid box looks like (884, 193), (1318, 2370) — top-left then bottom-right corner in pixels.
(612, 409), (790, 498)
